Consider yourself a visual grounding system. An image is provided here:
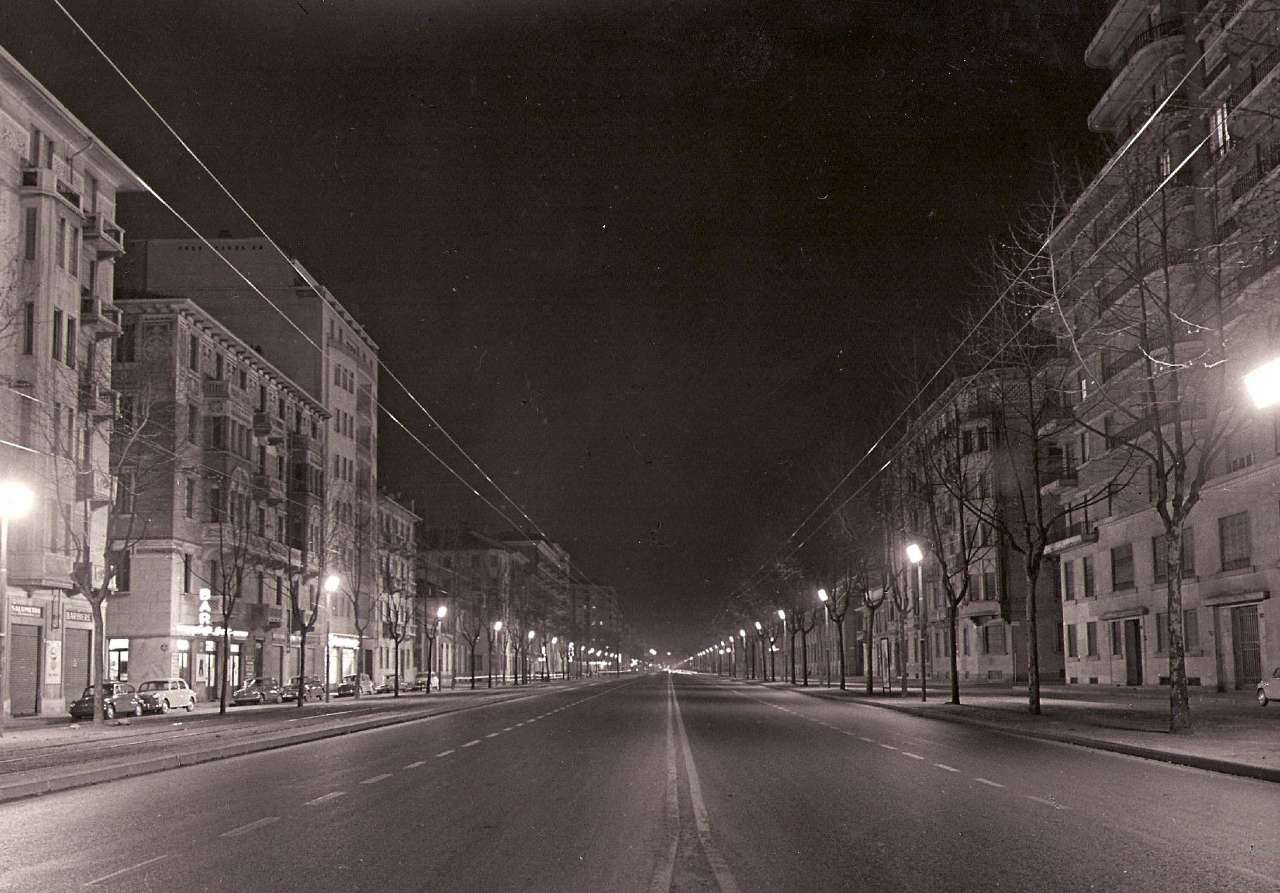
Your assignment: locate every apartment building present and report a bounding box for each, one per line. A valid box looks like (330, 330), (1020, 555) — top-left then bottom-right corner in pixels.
(0, 47), (145, 717)
(375, 490), (418, 686)
(107, 297), (328, 699)
(117, 237), (380, 687)
(1041, 0), (1280, 692)
(886, 371), (1065, 689)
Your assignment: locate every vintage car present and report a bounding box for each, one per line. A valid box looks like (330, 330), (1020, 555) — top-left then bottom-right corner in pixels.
(68, 683), (142, 720)
(136, 678), (197, 714)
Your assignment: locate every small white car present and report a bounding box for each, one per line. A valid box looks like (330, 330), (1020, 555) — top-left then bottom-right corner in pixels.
(1258, 667), (1280, 706)
(136, 678), (197, 714)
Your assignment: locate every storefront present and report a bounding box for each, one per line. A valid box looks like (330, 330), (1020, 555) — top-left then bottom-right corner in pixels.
(328, 633), (360, 685)
(9, 604), (44, 717)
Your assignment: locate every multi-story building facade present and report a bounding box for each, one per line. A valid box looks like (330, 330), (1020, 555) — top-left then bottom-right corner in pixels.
(0, 47), (144, 717)
(1041, 0), (1280, 692)
(418, 527), (526, 685)
(886, 371), (1065, 689)
(376, 489), (418, 686)
(118, 237), (380, 687)
(107, 297), (328, 699)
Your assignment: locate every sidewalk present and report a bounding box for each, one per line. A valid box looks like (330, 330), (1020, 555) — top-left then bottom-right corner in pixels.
(0, 679), (590, 804)
(737, 675), (1280, 783)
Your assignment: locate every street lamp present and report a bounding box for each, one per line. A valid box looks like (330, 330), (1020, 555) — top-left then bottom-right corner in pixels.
(907, 542), (927, 702)
(1244, 356), (1280, 409)
(487, 621), (503, 688)
(0, 481), (35, 734)
(423, 604), (446, 694)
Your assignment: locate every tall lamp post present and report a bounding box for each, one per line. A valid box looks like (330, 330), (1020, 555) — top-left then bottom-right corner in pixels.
(425, 604), (446, 693)
(774, 609), (786, 683)
(738, 629), (747, 679)
(753, 621), (765, 681)
(322, 573), (341, 702)
(906, 543), (927, 702)
(0, 481), (35, 734)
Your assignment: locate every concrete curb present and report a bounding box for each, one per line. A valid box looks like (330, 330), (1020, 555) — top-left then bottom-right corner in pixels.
(733, 679), (1280, 785)
(0, 684), (570, 805)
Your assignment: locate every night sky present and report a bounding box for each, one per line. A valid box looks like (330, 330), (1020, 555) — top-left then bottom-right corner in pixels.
(3, 1), (1108, 650)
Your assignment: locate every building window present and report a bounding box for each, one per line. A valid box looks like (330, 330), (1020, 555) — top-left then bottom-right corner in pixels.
(1085, 621), (1098, 658)
(115, 550), (132, 592)
(1210, 101), (1231, 156)
(1109, 621), (1122, 656)
(1111, 542), (1134, 591)
(52, 308), (63, 359)
(65, 317), (76, 367)
(189, 335), (199, 371)
(1218, 512), (1252, 571)
(23, 302), (34, 354)
(108, 639), (130, 681)
(116, 323), (137, 362)
(210, 486), (223, 523)
(1152, 529), (1194, 583)
(1082, 555), (1095, 598)
(1062, 560), (1075, 602)
(24, 207), (37, 259)
(982, 623), (1007, 656)
(1156, 609), (1201, 654)
(70, 227), (79, 276)
(55, 217), (65, 269)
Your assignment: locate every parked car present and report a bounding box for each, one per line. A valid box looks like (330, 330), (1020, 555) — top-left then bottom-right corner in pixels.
(136, 678), (197, 714)
(409, 672), (436, 692)
(1258, 667), (1280, 706)
(282, 676), (325, 703)
(336, 673), (374, 697)
(231, 677), (284, 705)
(69, 683), (141, 720)
(376, 675), (401, 694)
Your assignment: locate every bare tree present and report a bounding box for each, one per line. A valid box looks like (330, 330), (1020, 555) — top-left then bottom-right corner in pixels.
(206, 477), (255, 715)
(382, 569), (417, 697)
(334, 498), (381, 699)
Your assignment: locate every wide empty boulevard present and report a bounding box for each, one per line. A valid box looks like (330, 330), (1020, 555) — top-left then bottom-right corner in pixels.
(2, 673), (1276, 892)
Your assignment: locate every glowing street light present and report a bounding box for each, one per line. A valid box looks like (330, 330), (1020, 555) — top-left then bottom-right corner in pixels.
(323, 574), (341, 593)
(817, 588), (829, 603)
(436, 605), (448, 620)
(1245, 356), (1280, 409)
(906, 543), (926, 702)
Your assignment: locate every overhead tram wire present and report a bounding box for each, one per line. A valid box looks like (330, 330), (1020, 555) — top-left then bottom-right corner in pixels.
(49, 0), (547, 543)
(721, 44), (1222, 612)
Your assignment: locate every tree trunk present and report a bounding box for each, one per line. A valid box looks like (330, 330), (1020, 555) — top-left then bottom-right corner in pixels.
(1025, 560), (1042, 715)
(296, 630), (308, 707)
(393, 640), (400, 697)
(897, 614), (908, 696)
(90, 597), (106, 725)
(865, 607), (876, 696)
(836, 614), (847, 691)
(801, 632), (809, 686)
(1167, 527), (1192, 732)
(353, 631), (364, 699)
(426, 636), (435, 694)
(218, 627), (230, 715)
(789, 629), (797, 684)
(469, 642), (476, 690)
(948, 603), (960, 705)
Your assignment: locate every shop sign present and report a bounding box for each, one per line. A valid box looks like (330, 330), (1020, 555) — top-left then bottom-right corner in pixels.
(176, 623), (249, 640)
(328, 633), (359, 649)
(65, 610), (93, 624)
(10, 604), (43, 618)
(197, 588), (213, 628)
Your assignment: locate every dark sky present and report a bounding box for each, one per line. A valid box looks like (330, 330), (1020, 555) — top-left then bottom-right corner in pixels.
(3, 0), (1107, 651)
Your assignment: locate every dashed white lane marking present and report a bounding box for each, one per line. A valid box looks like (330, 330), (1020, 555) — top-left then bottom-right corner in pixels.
(461, 739), (481, 748)
(405, 761), (426, 769)
(974, 778), (1006, 789)
(901, 752), (924, 760)
(317, 711), (353, 718)
(880, 744), (898, 751)
(485, 732), (501, 738)
(360, 773), (392, 785)
(934, 763), (959, 773)
(503, 726), (514, 732)
(436, 749), (455, 757)
(85, 855), (168, 886)
(1026, 795), (1070, 811)
(220, 816), (279, 838)
(859, 736), (874, 743)
(305, 791), (347, 806)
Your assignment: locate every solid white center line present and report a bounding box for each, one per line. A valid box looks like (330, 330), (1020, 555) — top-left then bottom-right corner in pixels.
(85, 855), (168, 887)
(220, 816), (279, 838)
(436, 749), (455, 757)
(934, 763), (959, 773)
(461, 739), (481, 748)
(305, 791), (347, 806)
(880, 744), (898, 751)
(360, 773), (392, 785)
(405, 761), (426, 769)
(974, 778), (1006, 789)
(485, 732), (501, 738)
(1026, 795), (1070, 810)
(901, 752), (924, 760)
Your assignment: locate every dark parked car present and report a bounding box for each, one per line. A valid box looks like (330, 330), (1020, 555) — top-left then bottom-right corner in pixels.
(336, 673), (374, 697)
(282, 676), (325, 703)
(69, 683), (141, 720)
(1258, 667), (1280, 706)
(231, 677), (284, 705)
(375, 675), (401, 694)
(136, 678), (196, 714)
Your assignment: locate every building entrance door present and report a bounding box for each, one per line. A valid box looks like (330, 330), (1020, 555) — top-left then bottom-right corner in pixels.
(1124, 619), (1143, 686)
(10, 624), (42, 716)
(1231, 605), (1262, 688)
(62, 628), (91, 697)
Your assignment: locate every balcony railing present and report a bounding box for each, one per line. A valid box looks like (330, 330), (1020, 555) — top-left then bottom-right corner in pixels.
(1113, 20), (1185, 74)
(83, 215), (126, 257)
(253, 410), (285, 444)
(1230, 140), (1280, 203)
(202, 378), (231, 400)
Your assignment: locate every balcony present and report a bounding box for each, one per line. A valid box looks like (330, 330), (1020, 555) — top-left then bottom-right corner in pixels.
(356, 424), (372, 455)
(79, 297), (123, 339)
(83, 215), (126, 258)
(202, 378), (231, 400)
(1230, 140), (1280, 205)
(252, 472), (286, 505)
(6, 550), (75, 590)
(253, 410), (285, 444)
(75, 468), (113, 506)
(19, 166), (82, 213)
(1039, 464), (1078, 495)
(78, 381), (119, 422)
(1045, 519), (1099, 554)
(1088, 21), (1185, 132)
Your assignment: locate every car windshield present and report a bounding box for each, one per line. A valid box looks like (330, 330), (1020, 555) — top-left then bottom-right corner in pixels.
(138, 682), (167, 692)
(81, 685), (117, 697)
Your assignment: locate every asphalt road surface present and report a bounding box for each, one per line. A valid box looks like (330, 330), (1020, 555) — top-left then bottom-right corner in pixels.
(2, 673), (1277, 892)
